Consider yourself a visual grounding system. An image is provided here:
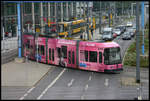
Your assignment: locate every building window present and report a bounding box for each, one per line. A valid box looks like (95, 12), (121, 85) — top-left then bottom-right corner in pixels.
(24, 3), (32, 14)
(89, 51), (97, 62)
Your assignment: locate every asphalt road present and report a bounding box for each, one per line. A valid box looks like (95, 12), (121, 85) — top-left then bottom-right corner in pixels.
(1, 20), (149, 100)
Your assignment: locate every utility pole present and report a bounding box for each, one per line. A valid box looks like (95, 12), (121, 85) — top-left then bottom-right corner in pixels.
(2, 17), (4, 40)
(86, 2), (89, 40)
(17, 3), (22, 58)
(61, 2), (63, 22)
(136, 2), (140, 83)
(141, 2), (145, 55)
(55, 3), (58, 37)
(55, 3), (57, 22)
(75, 2), (77, 19)
(131, 3), (136, 16)
(40, 3), (43, 34)
(83, 2), (86, 18)
(68, 2), (71, 20)
(109, 2), (111, 27)
(1, 3), (4, 40)
(66, 2), (69, 21)
(71, 2), (73, 19)
(122, 2), (123, 16)
(48, 2), (51, 24)
(99, 1), (101, 34)
(80, 2), (82, 18)
(32, 2), (35, 33)
(114, 2), (116, 26)
(21, 3), (24, 56)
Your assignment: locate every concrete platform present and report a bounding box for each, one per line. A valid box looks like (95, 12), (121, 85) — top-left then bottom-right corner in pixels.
(1, 60), (52, 86)
(120, 77), (140, 86)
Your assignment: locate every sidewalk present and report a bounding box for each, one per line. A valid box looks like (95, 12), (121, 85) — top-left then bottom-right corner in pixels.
(1, 60), (52, 86)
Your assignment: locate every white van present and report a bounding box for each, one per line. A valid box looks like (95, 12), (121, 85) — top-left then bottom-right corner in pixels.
(102, 27), (113, 41)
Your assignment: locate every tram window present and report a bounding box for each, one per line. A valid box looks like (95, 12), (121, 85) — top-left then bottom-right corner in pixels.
(49, 48), (51, 60)
(57, 47), (61, 58)
(99, 52), (102, 63)
(38, 45), (40, 54)
(61, 46), (67, 59)
(52, 49), (54, 61)
(85, 51), (88, 62)
(26, 40), (30, 49)
(89, 51), (97, 62)
(72, 51), (75, 64)
(68, 51), (71, 64)
(41, 45), (45, 55)
(80, 50), (85, 61)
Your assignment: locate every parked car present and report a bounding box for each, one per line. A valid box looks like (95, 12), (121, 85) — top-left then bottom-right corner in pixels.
(127, 28), (135, 37)
(130, 32), (135, 37)
(113, 33), (117, 38)
(118, 25), (126, 32)
(122, 32), (132, 40)
(102, 27), (113, 41)
(115, 26), (124, 34)
(126, 22), (133, 27)
(113, 29), (121, 36)
(102, 31), (113, 41)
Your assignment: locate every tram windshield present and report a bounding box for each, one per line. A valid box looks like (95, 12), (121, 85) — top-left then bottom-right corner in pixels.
(104, 47), (122, 65)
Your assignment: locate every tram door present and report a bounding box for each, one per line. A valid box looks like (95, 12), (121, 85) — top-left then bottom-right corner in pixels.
(48, 48), (55, 65)
(24, 36), (35, 60)
(48, 41), (55, 65)
(67, 46), (76, 68)
(97, 51), (104, 72)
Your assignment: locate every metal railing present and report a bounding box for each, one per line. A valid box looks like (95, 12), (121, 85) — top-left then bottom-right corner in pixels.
(1, 37), (18, 53)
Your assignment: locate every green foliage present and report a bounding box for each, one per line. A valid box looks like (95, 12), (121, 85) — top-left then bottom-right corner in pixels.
(123, 27), (149, 67)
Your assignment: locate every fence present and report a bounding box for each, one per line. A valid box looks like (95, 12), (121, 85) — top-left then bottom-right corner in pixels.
(1, 37), (18, 53)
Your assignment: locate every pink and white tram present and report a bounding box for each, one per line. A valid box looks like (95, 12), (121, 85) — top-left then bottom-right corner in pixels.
(23, 34), (123, 73)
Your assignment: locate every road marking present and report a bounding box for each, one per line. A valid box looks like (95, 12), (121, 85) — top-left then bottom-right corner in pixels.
(27, 87), (35, 93)
(81, 95), (84, 100)
(84, 84), (88, 91)
(19, 87), (35, 100)
(37, 68), (66, 100)
(104, 78), (109, 87)
(19, 96), (24, 100)
(67, 79), (74, 87)
(88, 76), (92, 81)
